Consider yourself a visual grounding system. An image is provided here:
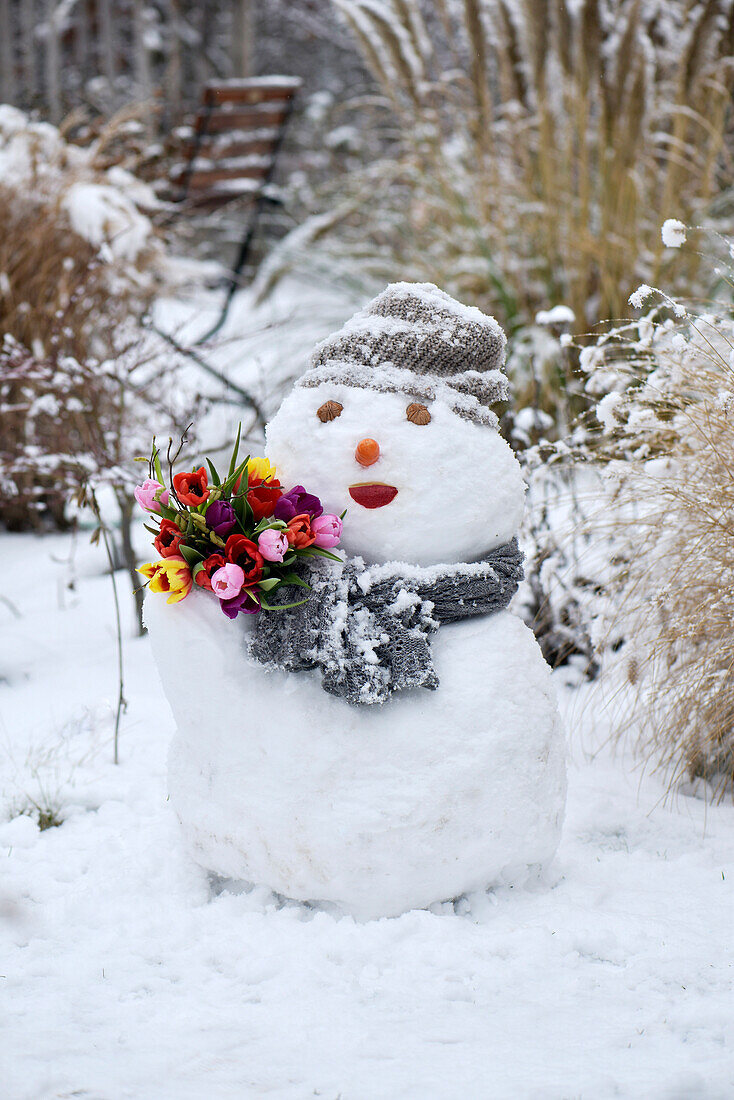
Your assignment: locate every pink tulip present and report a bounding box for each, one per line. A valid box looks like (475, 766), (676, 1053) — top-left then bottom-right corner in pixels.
(211, 563), (245, 599)
(134, 478), (169, 513)
(258, 528), (289, 562)
(311, 513), (342, 549)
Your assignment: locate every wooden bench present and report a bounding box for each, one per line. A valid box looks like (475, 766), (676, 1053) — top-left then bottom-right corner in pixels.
(172, 76), (301, 209)
(167, 76), (302, 340)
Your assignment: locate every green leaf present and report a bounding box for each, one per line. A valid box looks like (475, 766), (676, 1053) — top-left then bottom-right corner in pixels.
(299, 547), (344, 562)
(179, 543), (205, 567)
(258, 593), (311, 611)
(152, 443), (164, 485)
(252, 517), (287, 535)
(207, 459), (221, 486)
(227, 423), (242, 479)
(192, 562), (205, 580)
(143, 523), (159, 537)
(279, 572), (311, 589)
(232, 493), (249, 531)
(257, 577), (281, 591)
(221, 457), (249, 495)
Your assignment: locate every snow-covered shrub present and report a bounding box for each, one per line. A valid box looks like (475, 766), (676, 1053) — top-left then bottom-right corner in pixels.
(515, 462), (603, 679)
(286, 0), (734, 414)
(0, 107), (185, 540)
(0, 332), (201, 624)
(565, 235), (734, 797)
(0, 105), (163, 361)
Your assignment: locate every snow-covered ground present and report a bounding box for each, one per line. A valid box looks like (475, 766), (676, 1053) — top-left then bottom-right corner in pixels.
(2, 280), (733, 1099)
(2, 525), (732, 1100)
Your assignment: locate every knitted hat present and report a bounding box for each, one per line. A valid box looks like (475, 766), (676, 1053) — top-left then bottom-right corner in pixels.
(297, 282), (509, 427)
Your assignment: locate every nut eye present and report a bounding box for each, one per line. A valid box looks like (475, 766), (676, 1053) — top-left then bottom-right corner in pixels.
(317, 400), (344, 422)
(406, 402), (431, 425)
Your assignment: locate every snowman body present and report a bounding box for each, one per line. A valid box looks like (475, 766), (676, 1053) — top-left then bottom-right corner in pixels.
(148, 379), (567, 920)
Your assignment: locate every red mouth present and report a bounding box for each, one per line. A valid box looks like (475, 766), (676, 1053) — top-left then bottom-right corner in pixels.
(349, 483), (398, 509)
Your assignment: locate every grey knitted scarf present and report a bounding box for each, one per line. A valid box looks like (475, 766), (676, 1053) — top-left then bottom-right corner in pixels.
(249, 539), (524, 706)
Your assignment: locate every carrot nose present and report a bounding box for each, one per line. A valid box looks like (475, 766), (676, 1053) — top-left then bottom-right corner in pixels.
(355, 438), (380, 467)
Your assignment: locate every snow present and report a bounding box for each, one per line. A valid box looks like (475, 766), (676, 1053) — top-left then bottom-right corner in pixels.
(596, 391), (624, 430)
(2, 530), (733, 1097)
(148, 323), (563, 916)
(2, 273), (733, 1094)
(62, 182), (153, 263)
(661, 219), (687, 248)
(535, 305), (576, 326)
(214, 75), (302, 88)
(148, 589), (565, 919)
(267, 384), (526, 564)
(0, 107), (165, 281)
(301, 281), (509, 428)
(629, 284), (656, 308)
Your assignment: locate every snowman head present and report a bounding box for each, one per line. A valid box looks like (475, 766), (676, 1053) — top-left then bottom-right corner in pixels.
(266, 283), (526, 567)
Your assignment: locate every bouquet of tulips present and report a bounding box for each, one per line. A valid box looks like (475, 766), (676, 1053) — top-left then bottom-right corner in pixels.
(136, 427), (343, 618)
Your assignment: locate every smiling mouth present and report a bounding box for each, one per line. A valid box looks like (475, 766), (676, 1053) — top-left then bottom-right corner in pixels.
(348, 483), (398, 509)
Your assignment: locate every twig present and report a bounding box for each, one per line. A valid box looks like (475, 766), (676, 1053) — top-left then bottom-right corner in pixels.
(145, 321), (266, 427)
(0, 595), (21, 619)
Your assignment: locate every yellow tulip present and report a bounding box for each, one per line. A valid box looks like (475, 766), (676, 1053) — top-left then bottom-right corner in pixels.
(137, 558), (192, 604)
(248, 456), (276, 482)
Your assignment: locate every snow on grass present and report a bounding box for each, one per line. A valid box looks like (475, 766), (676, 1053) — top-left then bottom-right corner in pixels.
(1, 529), (733, 1099)
(661, 219), (687, 249)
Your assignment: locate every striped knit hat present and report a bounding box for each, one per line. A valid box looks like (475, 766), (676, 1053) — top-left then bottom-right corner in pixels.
(297, 282), (509, 426)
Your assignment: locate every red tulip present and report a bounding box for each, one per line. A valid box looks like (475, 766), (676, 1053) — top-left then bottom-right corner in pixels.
(194, 552), (225, 591)
(224, 533), (264, 584)
(286, 513), (316, 549)
(235, 469), (283, 521)
(154, 518), (184, 558)
(173, 466), (210, 507)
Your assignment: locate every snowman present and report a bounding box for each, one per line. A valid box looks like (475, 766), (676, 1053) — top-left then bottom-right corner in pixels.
(145, 283), (566, 920)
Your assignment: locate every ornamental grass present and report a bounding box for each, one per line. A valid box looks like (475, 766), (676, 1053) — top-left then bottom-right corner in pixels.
(566, 233), (734, 798)
(313, 0), (734, 337)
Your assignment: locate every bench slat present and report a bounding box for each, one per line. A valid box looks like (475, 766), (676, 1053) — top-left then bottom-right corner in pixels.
(185, 165), (269, 190)
(196, 107), (288, 133)
(204, 83), (300, 107)
(180, 135), (279, 160)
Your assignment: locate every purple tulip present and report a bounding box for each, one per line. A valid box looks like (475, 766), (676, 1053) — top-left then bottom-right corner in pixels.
(206, 500), (237, 537)
(274, 485), (323, 522)
(219, 588), (260, 619)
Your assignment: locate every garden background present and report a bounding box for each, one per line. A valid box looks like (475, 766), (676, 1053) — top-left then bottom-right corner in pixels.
(1, 3), (733, 1097)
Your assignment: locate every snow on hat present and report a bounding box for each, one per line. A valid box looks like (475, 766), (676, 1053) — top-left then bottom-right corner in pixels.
(297, 282), (509, 427)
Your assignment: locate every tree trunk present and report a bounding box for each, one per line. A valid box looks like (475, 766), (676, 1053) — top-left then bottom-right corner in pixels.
(163, 0), (183, 128)
(98, 0), (116, 90)
(232, 0), (255, 77)
(0, 0), (13, 105)
(20, 0), (38, 105)
(133, 0), (153, 106)
(45, 0), (62, 122)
